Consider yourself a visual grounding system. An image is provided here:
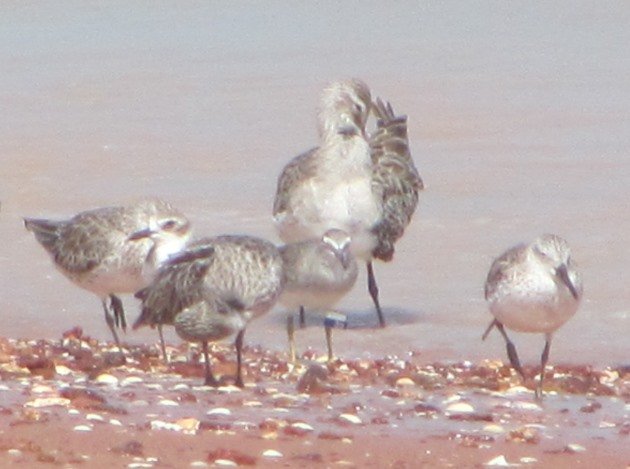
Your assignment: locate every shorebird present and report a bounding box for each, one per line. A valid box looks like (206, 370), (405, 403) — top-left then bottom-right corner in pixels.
(279, 228), (358, 361)
(133, 235), (284, 387)
(483, 234), (583, 398)
(273, 79), (422, 327)
(24, 199), (191, 351)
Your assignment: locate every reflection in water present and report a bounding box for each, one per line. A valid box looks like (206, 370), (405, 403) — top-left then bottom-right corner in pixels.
(1, 3), (629, 366)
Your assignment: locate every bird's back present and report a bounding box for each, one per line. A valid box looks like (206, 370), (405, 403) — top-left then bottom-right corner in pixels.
(207, 235), (285, 318)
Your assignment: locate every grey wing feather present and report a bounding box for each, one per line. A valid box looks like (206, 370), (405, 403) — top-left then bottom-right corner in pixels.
(272, 147), (318, 216)
(369, 99), (423, 261)
(484, 244), (525, 300)
(133, 240), (216, 329)
(25, 207), (133, 275)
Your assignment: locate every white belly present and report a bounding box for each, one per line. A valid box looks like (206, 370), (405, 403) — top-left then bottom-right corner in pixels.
(76, 268), (146, 299)
(276, 176), (380, 257)
(489, 284), (579, 334)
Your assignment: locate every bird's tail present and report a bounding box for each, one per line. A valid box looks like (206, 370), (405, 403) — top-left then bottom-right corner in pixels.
(24, 218), (63, 252)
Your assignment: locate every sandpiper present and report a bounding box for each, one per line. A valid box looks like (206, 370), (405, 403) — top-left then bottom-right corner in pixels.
(273, 79), (422, 327)
(483, 234), (583, 398)
(24, 199), (191, 351)
(279, 228), (358, 361)
(133, 235), (284, 387)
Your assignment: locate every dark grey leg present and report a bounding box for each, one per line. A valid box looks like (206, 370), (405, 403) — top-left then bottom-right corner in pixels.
(102, 299), (123, 353)
(287, 314), (296, 362)
(234, 329), (245, 388)
(481, 319), (498, 341)
(202, 340), (218, 386)
(109, 294), (126, 331)
(299, 305), (306, 328)
(536, 336), (552, 399)
(495, 321), (525, 379)
(158, 324), (168, 364)
(367, 261), (386, 327)
(325, 323), (333, 361)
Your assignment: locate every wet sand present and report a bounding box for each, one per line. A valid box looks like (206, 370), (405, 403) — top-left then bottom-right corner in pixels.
(1, 2), (629, 466)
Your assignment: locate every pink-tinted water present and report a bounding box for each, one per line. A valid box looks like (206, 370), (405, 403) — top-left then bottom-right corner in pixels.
(1, 3), (628, 367)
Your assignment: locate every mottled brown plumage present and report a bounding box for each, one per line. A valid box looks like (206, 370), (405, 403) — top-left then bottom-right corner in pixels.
(369, 98), (423, 262)
(24, 199), (190, 351)
(273, 80), (422, 327)
(133, 235), (284, 386)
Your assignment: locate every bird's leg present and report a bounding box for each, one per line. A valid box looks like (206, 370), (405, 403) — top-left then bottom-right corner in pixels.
(299, 305), (306, 328)
(481, 319), (498, 341)
(324, 312), (348, 362)
(109, 294), (126, 331)
(202, 340), (219, 386)
(495, 321), (525, 380)
(102, 299), (123, 354)
(536, 335), (552, 400)
(234, 329), (246, 388)
(287, 313), (297, 363)
(367, 261), (386, 327)
(325, 324), (333, 362)
(158, 324), (169, 364)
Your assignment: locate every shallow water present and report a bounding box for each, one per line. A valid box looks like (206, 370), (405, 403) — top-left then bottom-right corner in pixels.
(1, 2), (629, 366)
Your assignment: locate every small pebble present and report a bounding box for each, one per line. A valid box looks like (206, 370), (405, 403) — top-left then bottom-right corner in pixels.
(7, 449), (23, 458)
(121, 376), (144, 387)
(485, 455), (510, 466)
(445, 402), (475, 414)
(150, 420), (182, 432)
(291, 422), (314, 432)
(177, 418), (200, 434)
(504, 386), (532, 395)
(243, 401), (263, 407)
(262, 449), (283, 458)
(338, 414), (362, 425)
(217, 385), (241, 394)
(511, 401), (542, 411)
(213, 460), (237, 467)
(86, 413), (104, 422)
(32, 384), (55, 394)
(131, 400), (149, 407)
(95, 373), (119, 385)
(190, 461), (208, 468)
(483, 424), (505, 434)
(73, 425), (93, 432)
(55, 365), (73, 376)
(395, 377), (416, 387)
(565, 443), (586, 453)
(158, 399), (179, 407)
(207, 407), (231, 416)
(24, 397), (70, 408)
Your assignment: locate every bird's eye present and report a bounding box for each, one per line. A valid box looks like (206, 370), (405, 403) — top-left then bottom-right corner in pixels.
(162, 220), (177, 230)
